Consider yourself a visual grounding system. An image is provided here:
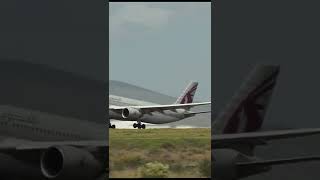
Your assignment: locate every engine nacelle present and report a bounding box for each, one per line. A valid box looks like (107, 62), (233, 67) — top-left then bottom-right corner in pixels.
(40, 146), (103, 180)
(121, 107), (142, 120)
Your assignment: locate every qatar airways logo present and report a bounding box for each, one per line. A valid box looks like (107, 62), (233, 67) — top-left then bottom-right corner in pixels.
(180, 85), (197, 104)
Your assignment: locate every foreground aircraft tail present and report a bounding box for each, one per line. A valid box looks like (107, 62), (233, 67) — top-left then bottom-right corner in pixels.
(212, 64), (280, 134)
(175, 81), (198, 104)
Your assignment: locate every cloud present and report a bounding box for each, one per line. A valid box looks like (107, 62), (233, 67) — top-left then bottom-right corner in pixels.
(110, 4), (173, 36)
(109, 2), (210, 42)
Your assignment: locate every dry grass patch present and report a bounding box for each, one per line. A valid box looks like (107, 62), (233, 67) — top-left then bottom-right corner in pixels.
(109, 128), (211, 178)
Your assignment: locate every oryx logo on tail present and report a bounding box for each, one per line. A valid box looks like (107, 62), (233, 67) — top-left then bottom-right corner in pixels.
(212, 64), (280, 135)
(175, 81), (198, 104)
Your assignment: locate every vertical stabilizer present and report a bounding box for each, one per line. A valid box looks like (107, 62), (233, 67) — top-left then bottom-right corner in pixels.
(175, 81), (198, 104)
(213, 64), (280, 134)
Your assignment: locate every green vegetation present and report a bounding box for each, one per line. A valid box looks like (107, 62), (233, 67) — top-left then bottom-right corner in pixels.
(139, 161), (169, 178)
(109, 128), (211, 178)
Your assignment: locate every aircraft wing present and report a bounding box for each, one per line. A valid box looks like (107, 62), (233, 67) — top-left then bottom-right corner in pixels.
(0, 139), (108, 150)
(109, 102), (211, 112)
(213, 128), (320, 148)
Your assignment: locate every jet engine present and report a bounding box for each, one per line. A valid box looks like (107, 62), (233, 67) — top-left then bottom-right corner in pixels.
(121, 107), (142, 120)
(40, 146), (103, 180)
(212, 149), (270, 180)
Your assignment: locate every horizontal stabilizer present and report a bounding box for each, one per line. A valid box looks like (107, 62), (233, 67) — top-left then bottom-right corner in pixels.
(213, 128), (320, 148)
(234, 155), (320, 179)
(185, 111), (211, 115)
(238, 156), (320, 168)
(184, 111), (211, 118)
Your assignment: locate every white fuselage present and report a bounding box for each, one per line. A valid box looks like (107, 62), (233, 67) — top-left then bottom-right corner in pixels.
(109, 95), (191, 124)
(0, 105), (107, 141)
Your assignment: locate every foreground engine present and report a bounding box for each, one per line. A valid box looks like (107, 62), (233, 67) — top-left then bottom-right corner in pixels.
(212, 149), (270, 180)
(121, 107), (142, 120)
(40, 146), (103, 180)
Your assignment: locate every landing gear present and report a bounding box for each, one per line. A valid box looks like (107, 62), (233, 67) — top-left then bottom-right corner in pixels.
(133, 122), (146, 129)
(133, 123), (137, 128)
(109, 123), (116, 129)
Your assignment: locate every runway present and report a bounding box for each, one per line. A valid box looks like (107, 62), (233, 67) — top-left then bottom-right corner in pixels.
(109, 120), (205, 129)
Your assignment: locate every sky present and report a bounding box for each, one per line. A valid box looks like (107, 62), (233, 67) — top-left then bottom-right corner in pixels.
(0, 0), (108, 82)
(109, 2), (211, 101)
(0, 0), (108, 122)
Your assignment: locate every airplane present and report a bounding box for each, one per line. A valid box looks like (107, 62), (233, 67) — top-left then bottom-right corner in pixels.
(109, 81), (211, 129)
(212, 64), (320, 180)
(0, 105), (108, 180)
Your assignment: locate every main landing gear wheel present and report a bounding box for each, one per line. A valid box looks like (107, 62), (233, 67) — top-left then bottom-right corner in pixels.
(109, 123), (116, 129)
(133, 122), (146, 129)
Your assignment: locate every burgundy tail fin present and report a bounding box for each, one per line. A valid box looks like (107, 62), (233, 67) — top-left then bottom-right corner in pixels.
(213, 64), (280, 134)
(175, 81), (198, 104)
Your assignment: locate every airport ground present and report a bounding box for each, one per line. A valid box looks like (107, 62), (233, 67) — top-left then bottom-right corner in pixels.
(109, 128), (211, 178)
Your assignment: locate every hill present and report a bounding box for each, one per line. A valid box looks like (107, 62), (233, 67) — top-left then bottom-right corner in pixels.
(0, 59), (107, 123)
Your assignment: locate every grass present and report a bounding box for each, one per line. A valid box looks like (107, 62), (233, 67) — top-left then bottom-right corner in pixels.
(109, 128), (211, 178)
